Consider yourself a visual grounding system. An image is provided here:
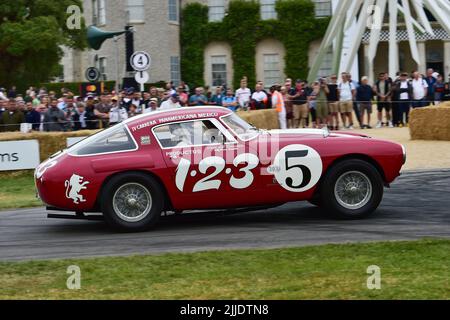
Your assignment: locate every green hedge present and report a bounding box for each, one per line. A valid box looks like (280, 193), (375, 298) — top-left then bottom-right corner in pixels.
(181, 0), (329, 89)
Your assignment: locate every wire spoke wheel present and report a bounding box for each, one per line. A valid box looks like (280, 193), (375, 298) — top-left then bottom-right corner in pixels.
(334, 171), (372, 210)
(113, 183), (152, 222)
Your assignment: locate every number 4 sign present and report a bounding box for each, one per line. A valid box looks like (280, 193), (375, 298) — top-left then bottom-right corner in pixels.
(130, 51), (151, 72)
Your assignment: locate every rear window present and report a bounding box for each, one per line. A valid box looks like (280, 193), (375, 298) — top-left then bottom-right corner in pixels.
(69, 125), (137, 156)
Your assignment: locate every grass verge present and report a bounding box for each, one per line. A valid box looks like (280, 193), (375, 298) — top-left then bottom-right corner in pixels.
(0, 239), (448, 299)
(0, 170), (41, 210)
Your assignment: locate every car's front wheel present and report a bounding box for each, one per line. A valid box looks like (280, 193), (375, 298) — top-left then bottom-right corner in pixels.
(319, 159), (383, 219)
(101, 172), (164, 232)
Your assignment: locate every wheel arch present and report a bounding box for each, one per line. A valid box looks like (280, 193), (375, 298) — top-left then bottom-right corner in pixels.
(325, 154), (387, 182)
(96, 170), (174, 211)
(312, 153), (387, 198)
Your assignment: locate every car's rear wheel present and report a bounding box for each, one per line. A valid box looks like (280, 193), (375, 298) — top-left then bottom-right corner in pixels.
(101, 172), (163, 232)
(319, 159), (383, 219)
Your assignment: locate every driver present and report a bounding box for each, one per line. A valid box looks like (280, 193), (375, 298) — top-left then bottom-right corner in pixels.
(170, 123), (193, 147)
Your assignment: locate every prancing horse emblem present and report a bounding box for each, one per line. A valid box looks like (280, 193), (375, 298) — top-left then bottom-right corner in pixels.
(65, 174), (90, 204)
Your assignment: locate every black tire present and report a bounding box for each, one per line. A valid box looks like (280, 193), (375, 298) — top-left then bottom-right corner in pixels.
(101, 172), (164, 232)
(319, 159), (384, 219)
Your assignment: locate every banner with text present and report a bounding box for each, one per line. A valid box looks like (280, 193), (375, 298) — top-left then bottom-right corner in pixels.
(0, 140), (40, 171)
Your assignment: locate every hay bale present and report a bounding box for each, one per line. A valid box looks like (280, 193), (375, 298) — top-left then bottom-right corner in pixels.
(409, 106), (450, 141)
(0, 130), (98, 161)
(237, 109), (280, 130)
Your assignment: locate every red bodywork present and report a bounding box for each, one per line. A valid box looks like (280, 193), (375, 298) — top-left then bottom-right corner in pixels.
(35, 107), (405, 212)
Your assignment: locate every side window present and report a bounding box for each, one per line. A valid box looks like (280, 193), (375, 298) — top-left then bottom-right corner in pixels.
(153, 120), (226, 148)
(70, 125), (136, 155)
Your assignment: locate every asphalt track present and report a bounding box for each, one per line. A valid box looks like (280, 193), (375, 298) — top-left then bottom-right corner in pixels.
(0, 170), (449, 261)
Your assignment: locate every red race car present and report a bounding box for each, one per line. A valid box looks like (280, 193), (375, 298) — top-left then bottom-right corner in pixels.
(35, 107), (406, 232)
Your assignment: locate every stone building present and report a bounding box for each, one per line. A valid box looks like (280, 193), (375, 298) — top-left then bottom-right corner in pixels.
(61, 0), (450, 89)
(62, 0), (182, 85)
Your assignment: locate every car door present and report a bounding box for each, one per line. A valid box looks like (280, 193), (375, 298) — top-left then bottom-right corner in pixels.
(153, 118), (263, 210)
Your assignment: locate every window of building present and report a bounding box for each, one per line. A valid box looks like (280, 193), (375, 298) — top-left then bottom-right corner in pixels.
(314, 0), (332, 17)
(208, 0), (226, 22)
(260, 0), (277, 20)
(169, 0), (179, 22)
(127, 0), (145, 23)
(211, 55), (227, 87)
(170, 56), (180, 86)
(263, 54), (281, 88)
(98, 0), (106, 25)
(99, 57), (107, 81)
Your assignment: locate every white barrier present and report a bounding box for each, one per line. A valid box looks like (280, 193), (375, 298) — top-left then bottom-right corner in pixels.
(0, 140), (40, 171)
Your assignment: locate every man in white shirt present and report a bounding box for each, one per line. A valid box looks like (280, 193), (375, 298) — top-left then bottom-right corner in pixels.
(411, 71), (429, 108)
(144, 98), (158, 113)
(160, 94), (181, 110)
(251, 84), (267, 110)
(109, 96), (128, 126)
(235, 80), (251, 109)
(394, 73), (412, 127)
(338, 73), (356, 129)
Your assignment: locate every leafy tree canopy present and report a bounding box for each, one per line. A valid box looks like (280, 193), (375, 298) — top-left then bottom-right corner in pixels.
(0, 0), (86, 90)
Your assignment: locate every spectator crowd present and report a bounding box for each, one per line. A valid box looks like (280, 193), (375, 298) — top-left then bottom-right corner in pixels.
(1, 69), (449, 133)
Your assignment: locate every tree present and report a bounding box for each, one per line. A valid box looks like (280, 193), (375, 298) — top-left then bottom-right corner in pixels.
(0, 0), (86, 91)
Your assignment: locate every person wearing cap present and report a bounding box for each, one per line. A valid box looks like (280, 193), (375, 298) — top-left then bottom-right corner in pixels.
(144, 98), (159, 113)
(289, 79), (309, 128)
(338, 73), (356, 129)
(109, 96), (128, 125)
(160, 93), (182, 110)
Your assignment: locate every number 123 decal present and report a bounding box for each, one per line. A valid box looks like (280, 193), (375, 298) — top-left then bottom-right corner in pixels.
(175, 144), (323, 193)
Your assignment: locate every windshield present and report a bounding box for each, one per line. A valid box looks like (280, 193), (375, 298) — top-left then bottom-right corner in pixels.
(221, 113), (259, 141)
